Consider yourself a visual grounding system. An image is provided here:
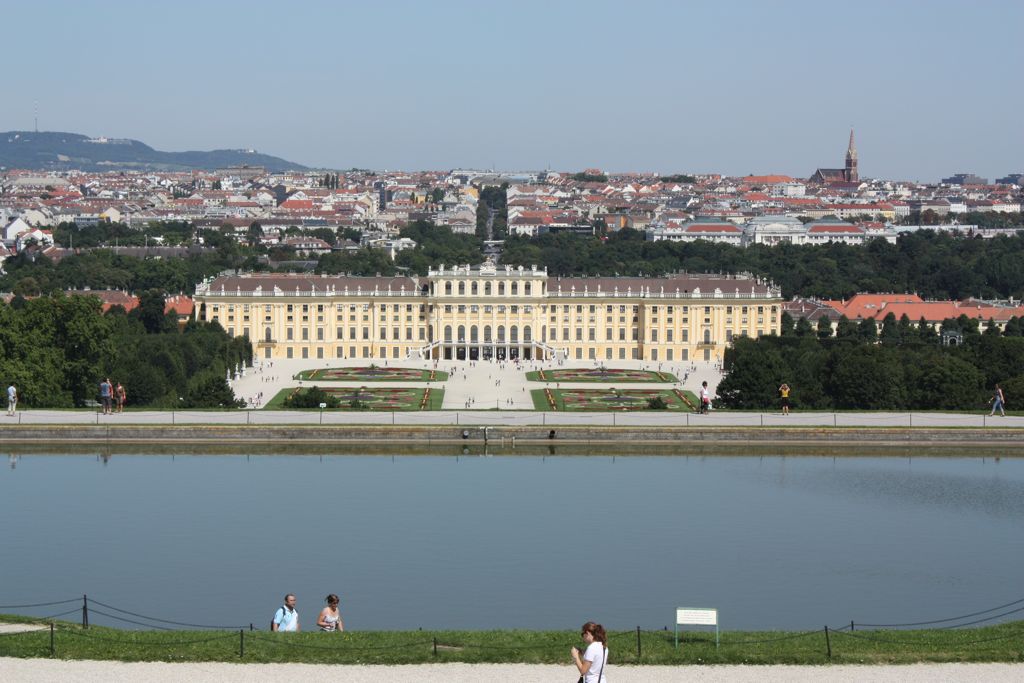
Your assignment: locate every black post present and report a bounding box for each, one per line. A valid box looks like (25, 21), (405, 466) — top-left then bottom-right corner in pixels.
(636, 625), (642, 659)
(50, 622), (55, 657)
(850, 620), (855, 632)
(82, 595), (89, 629)
(240, 629), (244, 658)
(433, 637), (438, 656)
(250, 623), (254, 631)
(824, 626), (831, 658)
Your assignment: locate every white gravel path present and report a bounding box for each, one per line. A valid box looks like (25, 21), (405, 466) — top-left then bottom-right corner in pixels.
(1, 660), (1022, 682)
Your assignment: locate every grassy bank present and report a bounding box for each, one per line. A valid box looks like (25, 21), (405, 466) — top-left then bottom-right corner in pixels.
(1, 617), (1022, 664)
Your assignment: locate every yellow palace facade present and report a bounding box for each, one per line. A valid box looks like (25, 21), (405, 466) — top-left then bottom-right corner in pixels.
(193, 263), (783, 362)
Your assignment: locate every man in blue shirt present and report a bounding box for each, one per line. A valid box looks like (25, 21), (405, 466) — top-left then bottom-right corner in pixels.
(271, 593), (299, 632)
(99, 378), (113, 415)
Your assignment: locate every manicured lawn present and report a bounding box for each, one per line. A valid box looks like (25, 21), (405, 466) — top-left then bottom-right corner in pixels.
(532, 388), (699, 411)
(294, 367), (448, 382)
(526, 368), (678, 382)
(0, 615), (1021, 664)
(265, 386), (444, 410)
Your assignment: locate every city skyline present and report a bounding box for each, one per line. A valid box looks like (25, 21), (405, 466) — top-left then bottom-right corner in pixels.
(2, 0), (1022, 181)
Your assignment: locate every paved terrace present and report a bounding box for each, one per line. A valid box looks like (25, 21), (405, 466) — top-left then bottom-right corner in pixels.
(0, 357), (1019, 429)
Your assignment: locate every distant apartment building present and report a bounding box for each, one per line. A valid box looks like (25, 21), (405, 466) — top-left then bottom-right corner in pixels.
(941, 173), (988, 186)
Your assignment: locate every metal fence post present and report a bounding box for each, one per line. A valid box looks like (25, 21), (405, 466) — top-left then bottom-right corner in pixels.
(82, 595), (89, 629)
(636, 625), (642, 659)
(240, 629), (244, 658)
(50, 622), (55, 657)
(824, 625), (831, 658)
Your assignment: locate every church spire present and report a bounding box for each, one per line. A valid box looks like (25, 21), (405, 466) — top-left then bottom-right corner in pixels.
(845, 128), (858, 182)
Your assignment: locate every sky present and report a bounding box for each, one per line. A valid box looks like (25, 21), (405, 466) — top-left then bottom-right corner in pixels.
(3, 0), (1022, 181)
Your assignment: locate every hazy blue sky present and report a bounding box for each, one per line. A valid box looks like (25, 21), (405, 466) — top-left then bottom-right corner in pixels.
(3, 1), (1021, 180)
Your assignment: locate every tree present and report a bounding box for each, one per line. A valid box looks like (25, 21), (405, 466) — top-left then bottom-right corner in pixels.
(857, 317), (878, 342)
(919, 317), (938, 343)
(136, 289), (174, 334)
(827, 345), (906, 409)
(795, 316), (814, 337)
(284, 386), (341, 409)
(898, 314), (914, 343)
(13, 277), (41, 297)
(836, 315), (857, 339)
(780, 311), (795, 336)
(817, 316), (833, 339)
(184, 370), (244, 408)
(880, 312), (900, 345)
(247, 222), (264, 247)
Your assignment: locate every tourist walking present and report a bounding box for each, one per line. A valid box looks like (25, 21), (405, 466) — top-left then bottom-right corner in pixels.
(779, 382), (791, 415)
(317, 593), (344, 632)
(271, 593), (300, 632)
(115, 382), (127, 413)
(989, 384), (1006, 417)
(571, 621), (608, 683)
(6, 383), (16, 416)
(699, 381), (711, 414)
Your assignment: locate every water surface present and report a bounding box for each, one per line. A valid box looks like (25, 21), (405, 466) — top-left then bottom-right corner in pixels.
(2, 452), (1021, 632)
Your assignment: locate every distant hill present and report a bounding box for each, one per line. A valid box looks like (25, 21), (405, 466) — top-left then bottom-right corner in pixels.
(0, 131), (309, 173)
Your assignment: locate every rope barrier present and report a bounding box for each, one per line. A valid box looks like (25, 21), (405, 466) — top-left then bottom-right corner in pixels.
(86, 608), (176, 631)
(60, 626), (237, 646)
(0, 599), (79, 609)
(89, 598), (245, 630)
(935, 604), (1024, 630)
(714, 631), (822, 646)
(40, 607), (82, 621)
(856, 596), (1024, 628)
(831, 627), (1024, 648)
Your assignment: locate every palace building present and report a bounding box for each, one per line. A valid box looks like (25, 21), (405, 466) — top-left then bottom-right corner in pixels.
(193, 262), (783, 362)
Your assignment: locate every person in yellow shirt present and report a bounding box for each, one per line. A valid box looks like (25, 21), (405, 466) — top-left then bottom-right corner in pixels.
(779, 383), (791, 415)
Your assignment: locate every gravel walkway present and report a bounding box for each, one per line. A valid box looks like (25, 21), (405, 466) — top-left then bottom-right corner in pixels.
(1, 660), (1022, 682)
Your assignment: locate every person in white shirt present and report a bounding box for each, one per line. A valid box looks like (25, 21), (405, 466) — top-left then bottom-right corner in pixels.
(571, 621), (608, 683)
(699, 381), (711, 414)
(271, 593), (300, 632)
(6, 384), (16, 416)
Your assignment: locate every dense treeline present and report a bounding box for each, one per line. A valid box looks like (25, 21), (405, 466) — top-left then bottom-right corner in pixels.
(0, 294), (249, 408)
(0, 249), (232, 296)
(476, 185), (508, 239)
(500, 225), (1024, 299)
(717, 321), (1024, 411)
(317, 221), (486, 276)
(52, 220), (196, 248)
(9, 217), (1024, 299)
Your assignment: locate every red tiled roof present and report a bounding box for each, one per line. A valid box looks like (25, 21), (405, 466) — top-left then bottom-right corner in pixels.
(806, 224), (863, 233)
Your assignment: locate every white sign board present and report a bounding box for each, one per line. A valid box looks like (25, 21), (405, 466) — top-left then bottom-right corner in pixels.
(675, 607), (719, 648)
(677, 608), (717, 626)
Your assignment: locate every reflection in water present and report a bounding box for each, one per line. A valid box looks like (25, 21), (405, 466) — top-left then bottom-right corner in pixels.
(1, 453), (1021, 631)
(761, 461), (1024, 519)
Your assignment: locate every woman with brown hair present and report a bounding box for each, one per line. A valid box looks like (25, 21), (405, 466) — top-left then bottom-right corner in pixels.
(316, 594), (344, 632)
(571, 621), (608, 682)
